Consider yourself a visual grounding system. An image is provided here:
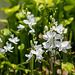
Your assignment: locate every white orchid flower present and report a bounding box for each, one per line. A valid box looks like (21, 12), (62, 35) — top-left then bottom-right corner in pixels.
(23, 19), (36, 29)
(8, 34), (20, 44)
(4, 42), (14, 52)
(17, 24), (25, 31)
(29, 29), (35, 35)
(42, 39), (54, 52)
(54, 21), (58, 26)
(23, 11), (36, 29)
(43, 31), (56, 42)
(25, 51), (33, 62)
(52, 24), (65, 34)
(55, 41), (71, 53)
(25, 41), (44, 63)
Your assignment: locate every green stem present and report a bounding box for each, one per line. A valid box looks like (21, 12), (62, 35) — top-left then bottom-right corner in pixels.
(48, 52), (50, 75)
(60, 52), (62, 75)
(15, 45), (18, 64)
(53, 54), (55, 75)
(30, 56), (34, 75)
(20, 49), (23, 75)
(49, 60), (50, 75)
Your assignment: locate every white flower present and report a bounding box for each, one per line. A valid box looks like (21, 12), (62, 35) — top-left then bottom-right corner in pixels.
(27, 14), (35, 20)
(25, 51), (33, 62)
(4, 42), (14, 52)
(17, 24), (25, 31)
(0, 48), (5, 54)
(27, 11), (31, 15)
(42, 39), (54, 52)
(8, 34), (20, 44)
(55, 41), (71, 53)
(34, 41), (38, 45)
(25, 42), (44, 63)
(55, 34), (64, 40)
(43, 31), (56, 42)
(29, 29), (35, 35)
(23, 19), (36, 29)
(54, 21), (58, 26)
(52, 24), (65, 34)
(23, 12), (36, 29)
(31, 47), (44, 63)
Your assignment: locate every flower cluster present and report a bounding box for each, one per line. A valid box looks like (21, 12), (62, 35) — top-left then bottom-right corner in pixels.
(0, 11), (71, 64)
(25, 41), (44, 63)
(43, 21), (71, 53)
(25, 14), (71, 63)
(0, 34), (20, 54)
(23, 11), (36, 35)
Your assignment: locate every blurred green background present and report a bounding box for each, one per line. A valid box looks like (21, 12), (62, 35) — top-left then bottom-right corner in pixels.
(0, 0), (10, 30)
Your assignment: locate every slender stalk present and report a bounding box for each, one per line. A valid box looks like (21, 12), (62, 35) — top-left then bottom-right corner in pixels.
(48, 52), (51, 75)
(0, 62), (1, 75)
(30, 56), (34, 75)
(53, 54), (55, 75)
(15, 44), (18, 64)
(49, 60), (50, 75)
(20, 49), (23, 75)
(60, 52), (62, 75)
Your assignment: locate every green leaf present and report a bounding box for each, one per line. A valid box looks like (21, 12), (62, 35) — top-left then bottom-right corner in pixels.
(61, 17), (74, 26)
(4, 5), (20, 16)
(25, 69), (31, 74)
(62, 62), (74, 73)
(0, 19), (8, 24)
(34, 0), (43, 5)
(65, 0), (75, 5)
(64, 5), (74, 12)
(16, 12), (25, 20)
(53, 0), (60, 5)
(10, 29), (19, 35)
(35, 17), (41, 22)
(34, 0), (54, 7)
(1, 28), (10, 36)
(18, 44), (25, 50)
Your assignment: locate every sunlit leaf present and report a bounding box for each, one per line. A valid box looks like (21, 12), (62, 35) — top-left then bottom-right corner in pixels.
(0, 19), (8, 24)
(53, 0), (60, 5)
(4, 5), (20, 16)
(64, 5), (74, 12)
(1, 28), (10, 36)
(61, 17), (74, 26)
(16, 12), (25, 20)
(18, 44), (25, 50)
(62, 62), (74, 73)
(25, 69), (31, 74)
(65, 0), (75, 5)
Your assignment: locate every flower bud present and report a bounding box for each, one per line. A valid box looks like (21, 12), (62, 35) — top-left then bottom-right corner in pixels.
(44, 26), (48, 31)
(52, 18), (55, 22)
(50, 15), (52, 20)
(39, 33), (43, 39)
(53, 13), (55, 17)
